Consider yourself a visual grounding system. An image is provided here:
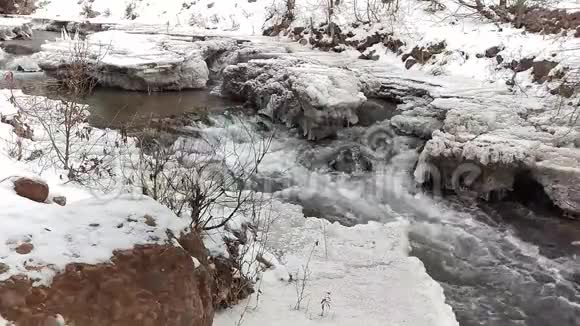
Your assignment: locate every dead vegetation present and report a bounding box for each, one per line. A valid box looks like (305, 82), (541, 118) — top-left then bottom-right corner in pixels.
(0, 0), (36, 15)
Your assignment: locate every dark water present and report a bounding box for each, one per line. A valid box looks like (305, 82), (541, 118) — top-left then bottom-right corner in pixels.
(0, 73), (238, 129)
(409, 197), (580, 326)
(85, 87), (238, 128)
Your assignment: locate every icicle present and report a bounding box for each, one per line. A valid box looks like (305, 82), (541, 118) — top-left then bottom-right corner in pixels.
(60, 27), (70, 41)
(414, 150), (430, 184)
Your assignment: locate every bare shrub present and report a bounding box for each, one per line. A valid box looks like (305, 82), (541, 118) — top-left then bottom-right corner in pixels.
(0, 0), (36, 15)
(81, 3), (99, 18)
(125, 1), (138, 20)
(294, 241), (318, 311)
(123, 116), (273, 231)
(7, 39), (118, 184)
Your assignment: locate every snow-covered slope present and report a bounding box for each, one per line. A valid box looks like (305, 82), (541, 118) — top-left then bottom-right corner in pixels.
(215, 202), (458, 326)
(34, 0), (274, 34)
(0, 90), (192, 286)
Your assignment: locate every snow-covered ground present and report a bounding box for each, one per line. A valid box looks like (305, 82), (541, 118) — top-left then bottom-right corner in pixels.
(215, 204), (457, 326)
(33, 0), (273, 35)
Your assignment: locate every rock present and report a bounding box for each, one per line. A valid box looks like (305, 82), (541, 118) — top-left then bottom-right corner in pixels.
(7, 56), (41, 72)
(52, 196), (67, 206)
(551, 83), (575, 98)
(0, 114), (33, 139)
(533, 165), (580, 216)
(0, 23), (32, 41)
(531, 60), (558, 83)
(383, 35), (404, 53)
(359, 50), (379, 61)
(355, 33), (382, 52)
(0, 244), (215, 326)
(293, 26), (305, 35)
(496, 55), (504, 64)
(485, 46), (502, 58)
(406, 41), (446, 65)
(13, 178), (49, 203)
(511, 57), (535, 72)
(15, 243), (34, 255)
(391, 115), (443, 139)
(222, 58), (365, 140)
(178, 233), (209, 266)
(328, 145), (374, 174)
(405, 58), (417, 69)
(37, 31), (238, 91)
(144, 214), (157, 227)
(0, 263), (9, 274)
(415, 95), (580, 215)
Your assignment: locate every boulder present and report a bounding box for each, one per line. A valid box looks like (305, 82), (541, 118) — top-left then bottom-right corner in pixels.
(52, 196), (67, 206)
(15, 243), (34, 255)
(0, 244), (215, 326)
(0, 23), (32, 41)
(405, 58), (417, 69)
(484, 46), (502, 58)
(531, 60), (558, 83)
(7, 56), (41, 72)
(328, 145), (374, 174)
(13, 177), (49, 203)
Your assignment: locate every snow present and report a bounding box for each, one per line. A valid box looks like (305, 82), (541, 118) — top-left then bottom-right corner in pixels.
(35, 30), (238, 90)
(0, 190), (189, 285)
(214, 200), (458, 326)
(34, 0), (273, 35)
(0, 17), (31, 27)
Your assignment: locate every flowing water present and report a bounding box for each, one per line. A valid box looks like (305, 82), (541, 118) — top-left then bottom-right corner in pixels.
(259, 126), (580, 326)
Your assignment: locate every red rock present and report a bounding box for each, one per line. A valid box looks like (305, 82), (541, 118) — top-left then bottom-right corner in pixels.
(13, 178), (49, 203)
(0, 244), (215, 326)
(15, 243), (34, 255)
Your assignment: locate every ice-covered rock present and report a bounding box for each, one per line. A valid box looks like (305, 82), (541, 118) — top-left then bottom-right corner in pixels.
(7, 56), (41, 72)
(414, 95), (580, 214)
(350, 59), (580, 214)
(35, 30), (238, 91)
(222, 58), (366, 140)
(0, 21), (33, 41)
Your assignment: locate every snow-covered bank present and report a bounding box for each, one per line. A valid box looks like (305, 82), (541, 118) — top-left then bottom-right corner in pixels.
(33, 0), (272, 35)
(0, 86), (221, 325)
(0, 89), (190, 285)
(214, 201), (458, 326)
